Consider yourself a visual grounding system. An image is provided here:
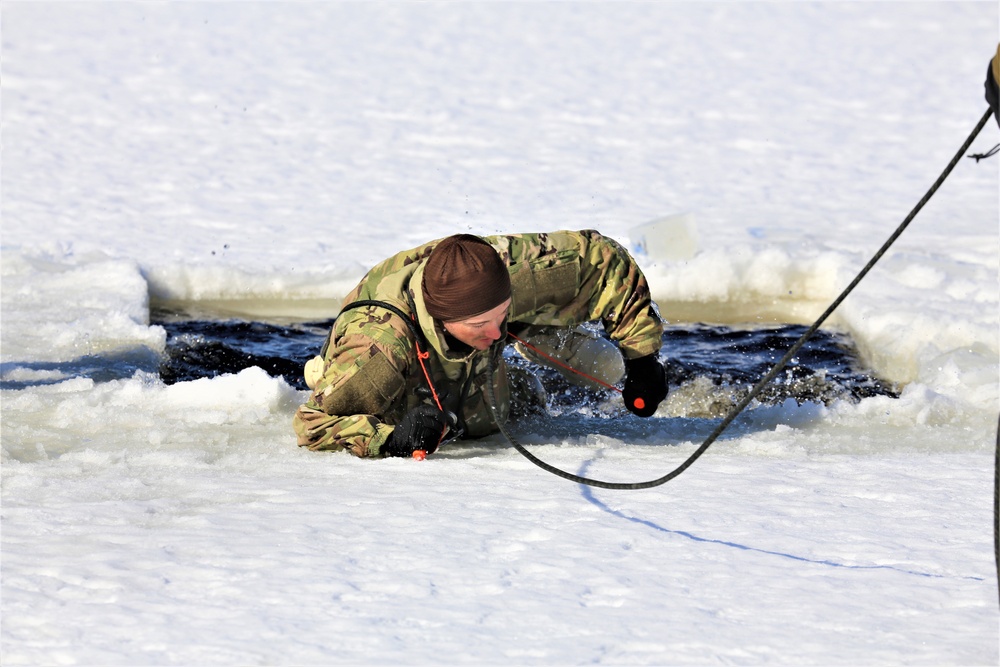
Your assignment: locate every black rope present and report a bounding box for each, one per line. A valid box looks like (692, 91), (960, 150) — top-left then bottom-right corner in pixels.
(487, 107), (995, 491)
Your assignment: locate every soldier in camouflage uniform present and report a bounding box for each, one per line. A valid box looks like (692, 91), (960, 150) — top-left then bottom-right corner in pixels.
(292, 230), (668, 458)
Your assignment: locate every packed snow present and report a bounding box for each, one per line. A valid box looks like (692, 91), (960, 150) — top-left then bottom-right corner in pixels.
(2, 2), (998, 665)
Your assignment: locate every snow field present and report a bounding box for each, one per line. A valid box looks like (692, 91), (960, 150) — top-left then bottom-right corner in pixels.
(2, 2), (998, 665)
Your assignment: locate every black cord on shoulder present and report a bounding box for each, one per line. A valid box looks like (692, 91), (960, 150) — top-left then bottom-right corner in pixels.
(338, 299), (427, 347)
(489, 108), (994, 491)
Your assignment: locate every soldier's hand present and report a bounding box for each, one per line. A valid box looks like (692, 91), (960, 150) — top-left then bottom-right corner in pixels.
(622, 354), (667, 418)
(383, 405), (454, 457)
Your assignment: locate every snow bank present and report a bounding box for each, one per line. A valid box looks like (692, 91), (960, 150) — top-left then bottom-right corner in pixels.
(1, 247), (165, 364)
(1, 367), (301, 464)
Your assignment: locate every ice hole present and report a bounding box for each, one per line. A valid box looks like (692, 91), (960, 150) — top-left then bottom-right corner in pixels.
(152, 306), (898, 419)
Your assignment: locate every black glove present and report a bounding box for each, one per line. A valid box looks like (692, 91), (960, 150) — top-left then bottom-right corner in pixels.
(383, 405), (453, 458)
(622, 354), (667, 418)
(987, 54), (1000, 128)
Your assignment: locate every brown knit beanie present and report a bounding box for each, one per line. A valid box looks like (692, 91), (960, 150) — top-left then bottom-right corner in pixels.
(422, 234), (511, 321)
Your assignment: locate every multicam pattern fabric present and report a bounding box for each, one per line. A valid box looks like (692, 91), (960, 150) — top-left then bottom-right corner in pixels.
(292, 230), (664, 457)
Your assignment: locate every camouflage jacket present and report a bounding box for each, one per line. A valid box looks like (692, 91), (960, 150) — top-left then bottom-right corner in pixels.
(292, 230), (663, 457)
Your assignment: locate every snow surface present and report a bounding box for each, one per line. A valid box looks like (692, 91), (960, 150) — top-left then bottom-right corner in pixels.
(2, 2), (998, 665)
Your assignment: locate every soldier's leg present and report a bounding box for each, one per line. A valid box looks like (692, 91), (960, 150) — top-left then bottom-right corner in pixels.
(513, 325), (625, 392)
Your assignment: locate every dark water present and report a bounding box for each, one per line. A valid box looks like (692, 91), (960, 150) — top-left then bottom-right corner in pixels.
(660, 323), (898, 406)
(153, 308), (334, 388)
(153, 309), (898, 410)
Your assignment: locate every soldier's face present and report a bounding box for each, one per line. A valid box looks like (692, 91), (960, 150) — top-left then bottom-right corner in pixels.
(443, 298), (512, 351)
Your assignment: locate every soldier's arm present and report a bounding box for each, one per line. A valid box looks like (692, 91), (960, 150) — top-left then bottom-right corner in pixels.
(292, 332), (408, 458)
(496, 229), (663, 359)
